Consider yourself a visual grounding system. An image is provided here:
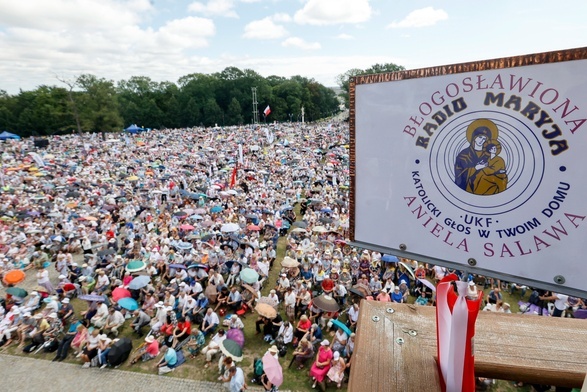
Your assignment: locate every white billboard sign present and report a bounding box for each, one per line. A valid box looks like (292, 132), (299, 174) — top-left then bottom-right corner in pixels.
(351, 48), (587, 296)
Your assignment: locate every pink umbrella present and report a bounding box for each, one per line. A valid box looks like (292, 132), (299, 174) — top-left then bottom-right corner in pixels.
(112, 287), (132, 302)
(226, 328), (245, 348)
(262, 352), (283, 387)
(247, 224), (260, 231)
(180, 224), (195, 231)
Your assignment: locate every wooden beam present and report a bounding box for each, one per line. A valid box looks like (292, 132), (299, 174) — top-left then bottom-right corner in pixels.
(349, 302), (587, 391)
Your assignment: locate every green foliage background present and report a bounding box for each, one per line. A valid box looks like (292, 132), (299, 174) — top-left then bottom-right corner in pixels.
(0, 67), (341, 136)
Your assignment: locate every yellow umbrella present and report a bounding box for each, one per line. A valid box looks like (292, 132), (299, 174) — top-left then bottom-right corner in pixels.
(127, 175), (139, 181)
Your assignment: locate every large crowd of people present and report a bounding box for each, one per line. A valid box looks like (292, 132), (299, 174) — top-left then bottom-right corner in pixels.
(0, 122), (584, 391)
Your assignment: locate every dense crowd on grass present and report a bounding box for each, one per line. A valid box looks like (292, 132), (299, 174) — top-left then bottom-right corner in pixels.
(0, 123), (584, 391)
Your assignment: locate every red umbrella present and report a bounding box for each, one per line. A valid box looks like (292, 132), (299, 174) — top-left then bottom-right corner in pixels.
(247, 224), (260, 231)
(3, 270), (26, 285)
(112, 287), (131, 302)
(63, 283), (76, 292)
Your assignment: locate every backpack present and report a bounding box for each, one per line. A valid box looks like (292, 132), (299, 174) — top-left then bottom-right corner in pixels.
(254, 358), (264, 378)
(528, 291), (541, 306)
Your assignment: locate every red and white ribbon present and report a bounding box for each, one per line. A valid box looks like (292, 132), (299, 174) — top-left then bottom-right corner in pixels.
(436, 275), (481, 392)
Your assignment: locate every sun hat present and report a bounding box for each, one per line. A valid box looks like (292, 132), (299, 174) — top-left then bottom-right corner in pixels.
(62, 298), (70, 304)
(268, 345), (278, 354)
(145, 336), (155, 343)
(320, 339), (330, 346)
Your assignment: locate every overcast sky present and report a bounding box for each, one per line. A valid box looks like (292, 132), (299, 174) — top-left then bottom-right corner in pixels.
(0, 0), (586, 94)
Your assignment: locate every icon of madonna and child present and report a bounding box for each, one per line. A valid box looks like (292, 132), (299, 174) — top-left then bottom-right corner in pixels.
(454, 119), (509, 195)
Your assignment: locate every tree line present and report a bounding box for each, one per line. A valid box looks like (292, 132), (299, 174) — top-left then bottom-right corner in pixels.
(0, 67), (341, 137)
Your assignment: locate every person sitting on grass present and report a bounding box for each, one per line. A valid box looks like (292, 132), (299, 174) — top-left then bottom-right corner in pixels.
(103, 307), (125, 337)
(156, 345), (177, 375)
(172, 316), (191, 348)
(130, 335), (160, 365)
(226, 286), (243, 313)
(80, 328), (101, 368)
(201, 328), (226, 368)
(201, 308), (220, 336)
(213, 287), (230, 312)
(290, 338), (315, 370)
(182, 327), (205, 358)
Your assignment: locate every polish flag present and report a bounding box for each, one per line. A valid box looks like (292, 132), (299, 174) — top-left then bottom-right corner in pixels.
(263, 105), (271, 116)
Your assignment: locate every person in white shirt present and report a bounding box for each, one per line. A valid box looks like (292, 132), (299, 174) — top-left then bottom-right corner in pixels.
(201, 328), (226, 367)
(284, 287), (297, 323)
(91, 301), (109, 328)
(182, 296), (197, 318)
(104, 308), (125, 336)
(228, 314), (244, 330)
(227, 287), (242, 312)
(176, 291), (188, 312)
(202, 308), (220, 336)
(95, 270), (110, 294)
(277, 320), (294, 345)
(334, 283), (347, 307)
(347, 303), (360, 331)
(150, 302), (168, 332)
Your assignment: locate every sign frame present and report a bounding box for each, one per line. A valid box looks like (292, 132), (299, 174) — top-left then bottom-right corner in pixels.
(350, 47), (587, 298)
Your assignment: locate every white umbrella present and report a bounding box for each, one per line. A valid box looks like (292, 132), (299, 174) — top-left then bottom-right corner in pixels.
(221, 223), (240, 233)
(418, 278), (437, 292)
(399, 261), (416, 280)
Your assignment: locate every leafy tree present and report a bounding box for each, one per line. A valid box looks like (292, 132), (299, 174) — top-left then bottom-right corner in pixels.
(336, 62), (405, 108)
(76, 74), (123, 132)
(0, 67), (343, 135)
(202, 97), (222, 127)
(226, 97), (243, 125)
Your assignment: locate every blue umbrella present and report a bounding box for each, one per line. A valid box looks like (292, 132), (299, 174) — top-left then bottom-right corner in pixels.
(382, 254), (399, 263)
(169, 263), (187, 270)
(189, 214), (203, 220)
(330, 318), (352, 337)
(78, 294), (106, 302)
(320, 207), (332, 213)
(187, 263), (208, 270)
(125, 260), (146, 273)
(128, 275), (151, 290)
(118, 297), (139, 311)
(211, 205), (223, 213)
(239, 268), (259, 284)
(175, 241), (193, 250)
